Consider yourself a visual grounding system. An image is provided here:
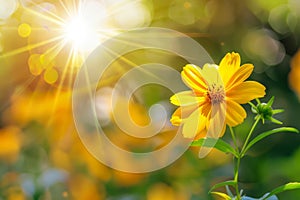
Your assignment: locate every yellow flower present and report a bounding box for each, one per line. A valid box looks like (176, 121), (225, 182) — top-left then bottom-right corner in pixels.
(289, 49), (300, 100)
(0, 126), (21, 163)
(170, 52), (266, 139)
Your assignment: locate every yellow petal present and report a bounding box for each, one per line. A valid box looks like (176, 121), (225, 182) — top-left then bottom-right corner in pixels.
(194, 128), (207, 140)
(199, 103), (226, 157)
(182, 108), (204, 138)
(199, 64), (223, 87)
(207, 102), (226, 138)
(227, 81), (266, 104)
(219, 52), (241, 85)
(170, 115), (182, 126)
(170, 105), (198, 126)
(170, 91), (203, 106)
(226, 63), (254, 89)
(219, 122), (226, 137)
(193, 114), (207, 139)
(225, 100), (247, 127)
(181, 64), (207, 93)
(200, 100), (211, 117)
(211, 192), (231, 200)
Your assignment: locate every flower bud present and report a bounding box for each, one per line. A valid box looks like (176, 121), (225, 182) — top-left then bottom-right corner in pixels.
(251, 97), (283, 124)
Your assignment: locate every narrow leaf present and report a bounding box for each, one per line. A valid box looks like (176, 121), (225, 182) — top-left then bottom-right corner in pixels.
(248, 101), (256, 108)
(262, 182), (300, 200)
(191, 138), (238, 157)
(272, 109), (284, 114)
(267, 96), (274, 107)
(270, 118), (282, 125)
(243, 127), (299, 155)
(209, 180), (236, 193)
(255, 98), (261, 104)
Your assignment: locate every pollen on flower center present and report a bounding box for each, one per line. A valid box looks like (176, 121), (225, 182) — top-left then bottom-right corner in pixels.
(207, 83), (225, 104)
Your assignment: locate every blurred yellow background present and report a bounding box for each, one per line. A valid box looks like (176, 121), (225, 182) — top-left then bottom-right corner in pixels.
(0, 0), (300, 199)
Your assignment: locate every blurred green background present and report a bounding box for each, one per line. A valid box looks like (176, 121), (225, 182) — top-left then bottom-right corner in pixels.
(0, 0), (300, 199)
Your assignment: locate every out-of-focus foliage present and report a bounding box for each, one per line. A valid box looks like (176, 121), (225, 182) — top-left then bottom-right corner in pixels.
(0, 0), (300, 199)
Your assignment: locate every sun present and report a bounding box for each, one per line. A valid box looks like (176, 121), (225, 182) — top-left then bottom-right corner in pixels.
(63, 15), (100, 53)
(0, 0), (113, 86)
(64, 16), (89, 49)
(0, 0), (152, 88)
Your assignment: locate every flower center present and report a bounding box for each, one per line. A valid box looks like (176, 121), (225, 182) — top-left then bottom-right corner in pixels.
(207, 83), (225, 105)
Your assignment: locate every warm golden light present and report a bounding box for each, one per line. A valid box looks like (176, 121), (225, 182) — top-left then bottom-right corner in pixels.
(63, 16), (99, 52)
(18, 23), (32, 38)
(0, 0), (153, 87)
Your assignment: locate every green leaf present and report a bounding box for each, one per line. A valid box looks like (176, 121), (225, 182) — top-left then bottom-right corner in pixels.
(272, 109), (284, 114)
(243, 127), (299, 156)
(255, 98), (261, 104)
(266, 96), (274, 107)
(191, 138), (238, 157)
(262, 182), (300, 200)
(211, 192), (231, 200)
(270, 117), (282, 125)
(209, 180), (236, 193)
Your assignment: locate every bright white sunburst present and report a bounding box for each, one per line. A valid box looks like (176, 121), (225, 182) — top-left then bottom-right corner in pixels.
(0, 0), (152, 85)
(63, 15), (100, 52)
(62, 0), (109, 53)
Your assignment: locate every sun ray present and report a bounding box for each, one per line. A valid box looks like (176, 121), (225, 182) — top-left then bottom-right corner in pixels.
(95, 30), (118, 40)
(81, 59), (104, 136)
(23, 7), (64, 26)
(47, 47), (75, 125)
(68, 48), (77, 86)
(41, 39), (68, 65)
(23, 1), (65, 23)
(0, 0), (150, 91)
(102, 44), (138, 68)
(0, 35), (64, 58)
(108, 0), (141, 16)
(71, 0), (79, 15)
(58, 0), (72, 18)
(98, 42), (168, 87)
(0, 26), (60, 32)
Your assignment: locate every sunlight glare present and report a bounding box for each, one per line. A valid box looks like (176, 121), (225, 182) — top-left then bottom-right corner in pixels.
(64, 16), (99, 52)
(0, 0), (18, 20)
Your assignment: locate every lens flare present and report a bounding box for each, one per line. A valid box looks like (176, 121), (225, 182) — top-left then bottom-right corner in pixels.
(0, 0), (153, 87)
(18, 23), (32, 38)
(63, 16), (99, 52)
(0, 0), (18, 20)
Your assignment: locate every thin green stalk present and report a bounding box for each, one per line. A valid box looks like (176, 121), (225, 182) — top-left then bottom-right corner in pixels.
(229, 117), (261, 199)
(234, 156), (241, 200)
(229, 126), (238, 153)
(229, 126), (241, 199)
(241, 116), (261, 157)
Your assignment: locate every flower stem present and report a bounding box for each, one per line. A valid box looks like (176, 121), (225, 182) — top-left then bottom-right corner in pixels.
(234, 156), (241, 200)
(231, 117), (260, 199)
(229, 126), (241, 199)
(229, 116), (261, 199)
(241, 116), (261, 157)
(229, 126), (238, 152)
